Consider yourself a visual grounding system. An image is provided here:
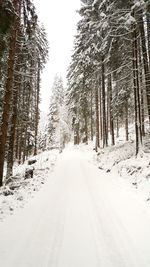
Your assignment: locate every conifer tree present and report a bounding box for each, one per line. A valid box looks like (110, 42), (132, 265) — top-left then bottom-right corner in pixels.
(0, 0), (49, 185)
(66, 0), (149, 155)
(47, 75), (69, 151)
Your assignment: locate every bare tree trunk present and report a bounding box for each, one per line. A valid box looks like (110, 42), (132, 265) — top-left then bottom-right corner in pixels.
(6, 7), (22, 178)
(84, 114), (88, 143)
(125, 99), (129, 141)
(102, 57), (108, 147)
(138, 11), (150, 125)
(116, 116), (119, 138)
(15, 123), (19, 159)
(106, 80), (109, 142)
(0, 0), (19, 186)
(90, 87), (93, 141)
(140, 85), (145, 136)
(6, 99), (17, 178)
(74, 120), (80, 145)
(24, 77), (32, 160)
(108, 74), (115, 145)
(95, 82), (100, 151)
(134, 29), (142, 144)
(22, 132), (27, 163)
(6, 70), (21, 178)
(99, 82), (103, 141)
(34, 60), (40, 155)
(139, 37), (145, 136)
(132, 23), (139, 156)
(146, 3), (150, 68)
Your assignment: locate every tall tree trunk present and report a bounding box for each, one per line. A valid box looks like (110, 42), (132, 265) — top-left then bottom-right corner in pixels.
(6, 69), (21, 178)
(24, 74), (32, 160)
(18, 126), (23, 164)
(22, 131), (27, 163)
(99, 82), (103, 141)
(0, 0), (19, 186)
(90, 87), (93, 141)
(6, 8), (22, 178)
(132, 23), (139, 156)
(106, 80), (109, 141)
(74, 120), (80, 145)
(84, 113), (88, 143)
(146, 3), (150, 68)
(95, 82), (100, 151)
(116, 116), (119, 138)
(140, 84), (145, 136)
(138, 11), (150, 124)
(15, 122), (19, 159)
(139, 36), (145, 136)
(102, 57), (107, 147)
(6, 95), (17, 178)
(108, 74), (115, 145)
(125, 99), (129, 141)
(34, 60), (40, 156)
(134, 26), (142, 144)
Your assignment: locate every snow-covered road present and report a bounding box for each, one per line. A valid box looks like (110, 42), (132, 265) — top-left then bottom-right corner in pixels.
(0, 148), (150, 267)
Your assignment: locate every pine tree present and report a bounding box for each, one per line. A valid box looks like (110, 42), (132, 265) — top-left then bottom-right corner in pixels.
(47, 75), (69, 151)
(0, 0), (49, 185)
(0, 0), (20, 186)
(66, 0), (149, 155)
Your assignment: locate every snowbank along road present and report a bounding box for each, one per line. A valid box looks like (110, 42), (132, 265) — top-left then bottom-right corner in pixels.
(0, 148), (150, 267)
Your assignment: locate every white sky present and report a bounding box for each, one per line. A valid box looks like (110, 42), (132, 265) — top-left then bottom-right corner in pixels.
(33, 0), (81, 113)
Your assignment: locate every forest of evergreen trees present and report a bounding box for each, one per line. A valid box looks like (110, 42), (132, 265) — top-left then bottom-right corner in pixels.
(66, 0), (150, 153)
(0, 0), (150, 187)
(0, 0), (48, 186)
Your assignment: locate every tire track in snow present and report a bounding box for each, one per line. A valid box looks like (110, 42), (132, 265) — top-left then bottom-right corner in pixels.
(45, 187), (68, 267)
(57, 152), (100, 267)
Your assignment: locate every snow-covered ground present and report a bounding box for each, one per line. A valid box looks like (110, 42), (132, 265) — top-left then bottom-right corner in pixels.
(0, 150), (58, 221)
(94, 134), (150, 204)
(0, 146), (150, 266)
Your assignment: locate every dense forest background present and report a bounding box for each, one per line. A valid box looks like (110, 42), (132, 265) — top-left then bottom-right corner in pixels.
(0, 0), (150, 187)
(47, 0), (150, 154)
(66, 0), (150, 154)
(0, 0), (48, 186)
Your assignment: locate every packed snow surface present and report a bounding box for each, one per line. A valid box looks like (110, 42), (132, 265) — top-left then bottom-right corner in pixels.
(0, 147), (150, 266)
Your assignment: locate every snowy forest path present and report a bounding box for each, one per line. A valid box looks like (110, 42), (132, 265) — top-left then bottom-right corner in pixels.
(0, 147), (150, 266)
